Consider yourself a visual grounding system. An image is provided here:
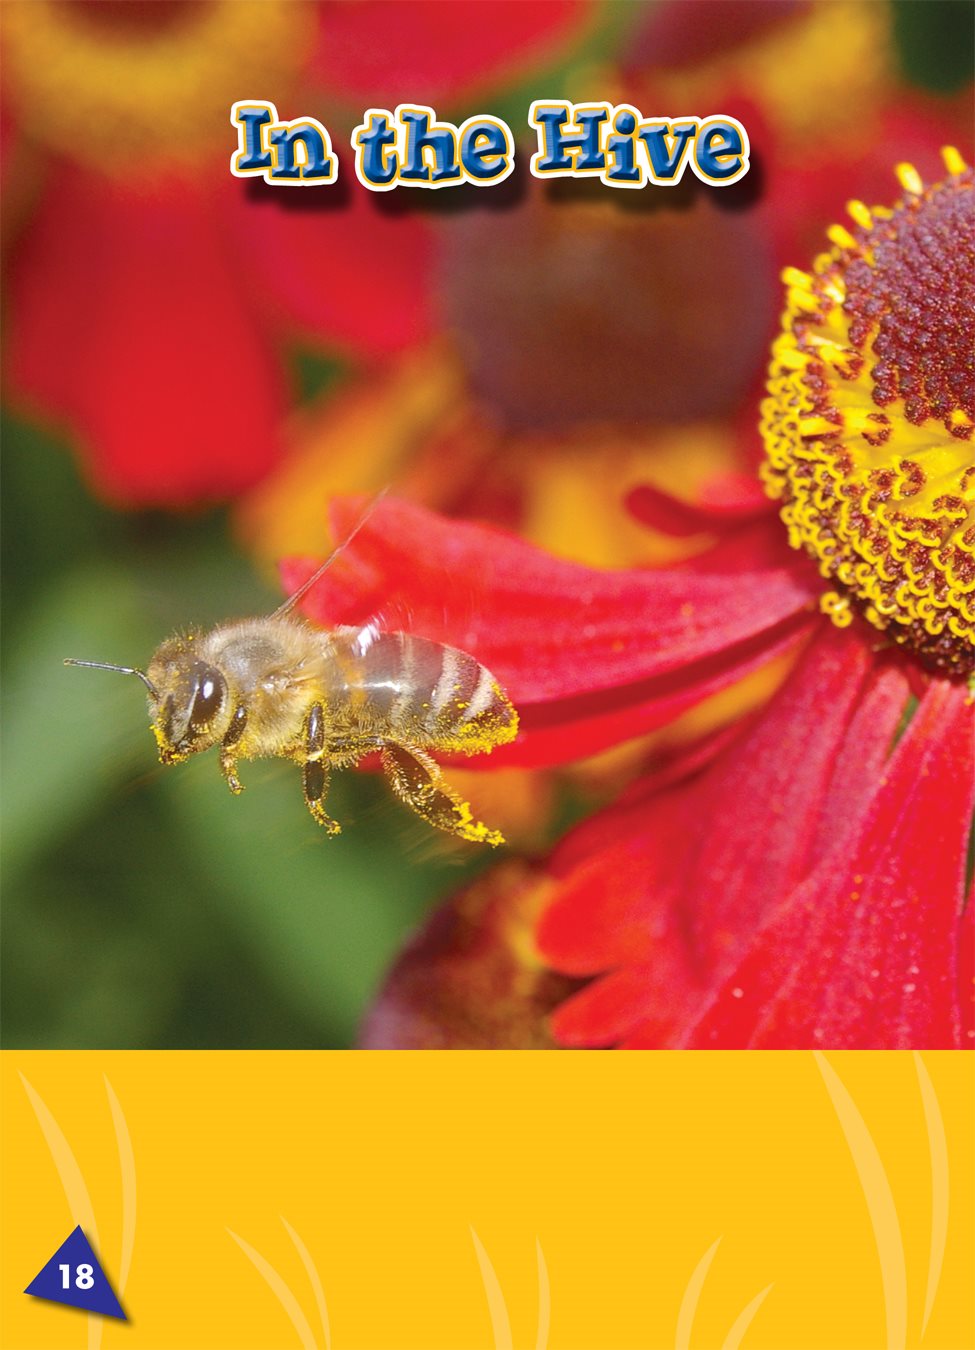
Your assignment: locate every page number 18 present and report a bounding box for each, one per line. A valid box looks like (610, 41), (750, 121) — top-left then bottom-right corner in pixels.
(59, 1263), (94, 1290)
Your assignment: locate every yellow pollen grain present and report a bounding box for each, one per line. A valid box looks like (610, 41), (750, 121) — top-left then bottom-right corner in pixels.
(788, 287), (823, 313)
(454, 799), (505, 847)
(782, 266), (814, 289)
(942, 146), (967, 176)
(847, 199), (873, 230)
(827, 224), (858, 251)
(895, 162), (924, 195)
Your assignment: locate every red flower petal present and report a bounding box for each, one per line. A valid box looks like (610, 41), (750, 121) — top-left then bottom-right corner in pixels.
(683, 678), (974, 1049)
(626, 481), (773, 537)
(676, 517), (808, 578)
(498, 622), (806, 768)
(312, 1), (594, 108)
(959, 895), (974, 1047)
(542, 627), (916, 1046)
(546, 624), (876, 971)
(549, 722), (747, 878)
(7, 167), (284, 506)
(550, 964), (673, 1049)
(284, 497), (815, 698)
(809, 661), (914, 852)
(359, 862), (575, 1049)
(220, 170), (435, 357)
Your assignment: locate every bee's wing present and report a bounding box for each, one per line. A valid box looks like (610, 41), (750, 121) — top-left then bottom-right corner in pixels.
(278, 493), (481, 652)
(270, 488), (389, 620)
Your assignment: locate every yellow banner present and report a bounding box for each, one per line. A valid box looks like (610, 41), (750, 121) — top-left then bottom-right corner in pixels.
(2, 1051), (972, 1349)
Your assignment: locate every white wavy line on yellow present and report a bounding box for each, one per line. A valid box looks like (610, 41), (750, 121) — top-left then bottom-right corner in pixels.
(675, 1236), (721, 1350)
(815, 1053), (907, 1350)
(281, 1218), (331, 1350)
(719, 1283), (773, 1350)
(227, 1229), (320, 1350)
(471, 1227), (513, 1350)
(913, 1053), (948, 1339)
(103, 1077), (135, 1299)
(19, 1074), (103, 1350)
(535, 1238), (550, 1350)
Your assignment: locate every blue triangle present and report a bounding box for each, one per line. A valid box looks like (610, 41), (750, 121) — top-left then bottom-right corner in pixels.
(25, 1226), (127, 1320)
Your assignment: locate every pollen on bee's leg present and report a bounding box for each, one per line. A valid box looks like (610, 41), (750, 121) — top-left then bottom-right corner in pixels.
(309, 806), (342, 836)
(761, 155), (975, 677)
(302, 757), (341, 835)
(220, 753), (244, 795)
(452, 798), (506, 848)
(382, 743), (506, 846)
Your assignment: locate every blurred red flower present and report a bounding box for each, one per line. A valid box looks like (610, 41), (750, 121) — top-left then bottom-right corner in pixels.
(240, 0), (973, 598)
(1, 0), (591, 506)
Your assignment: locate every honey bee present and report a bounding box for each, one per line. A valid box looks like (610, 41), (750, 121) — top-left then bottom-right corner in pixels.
(65, 517), (519, 845)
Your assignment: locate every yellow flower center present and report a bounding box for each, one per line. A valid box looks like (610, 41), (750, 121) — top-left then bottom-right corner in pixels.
(760, 150), (975, 676)
(1, 0), (311, 177)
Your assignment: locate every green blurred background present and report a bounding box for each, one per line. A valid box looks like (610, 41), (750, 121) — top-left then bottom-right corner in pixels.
(2, 0), (971, 1049)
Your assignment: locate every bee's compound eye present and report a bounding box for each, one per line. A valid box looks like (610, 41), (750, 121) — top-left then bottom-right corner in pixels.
(187, 664), (226, 735)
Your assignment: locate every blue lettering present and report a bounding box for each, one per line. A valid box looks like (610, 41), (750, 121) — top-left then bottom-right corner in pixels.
(354, 112), (397, 187)
(531, 103), (607, 174)
(694, 120), (746, 181)
(460, 121), (509, 181)
(605, 108), (640, 185)
(269, 123), (335, 181)
(638, 122), (697, 182)
(231, 103), (273, 173)
(399, 109), (461, 184)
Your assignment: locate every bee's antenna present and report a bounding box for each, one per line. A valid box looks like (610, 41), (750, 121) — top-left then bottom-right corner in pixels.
(271, 486), (390, 619)
(64, 659), (159, 700)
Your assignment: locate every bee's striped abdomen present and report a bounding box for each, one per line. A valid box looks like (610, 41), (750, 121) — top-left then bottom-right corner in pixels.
(326, 627), (518, 754)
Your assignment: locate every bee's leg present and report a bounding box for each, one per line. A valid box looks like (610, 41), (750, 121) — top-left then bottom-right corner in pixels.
(303, 703), (341, 835)
(381, 743), (505, 846)
(219, 706), (249, 795)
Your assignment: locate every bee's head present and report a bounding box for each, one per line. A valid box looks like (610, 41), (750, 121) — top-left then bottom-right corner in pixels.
(66, 639), (231, 765)
(144, 637), (230, 764)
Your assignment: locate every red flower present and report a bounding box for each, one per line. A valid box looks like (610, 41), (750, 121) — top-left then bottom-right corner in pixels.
(1, 0), (591, 506)
(294, 153), (974, 1049)
(7, 166), (434, 505)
